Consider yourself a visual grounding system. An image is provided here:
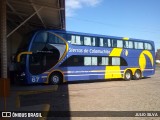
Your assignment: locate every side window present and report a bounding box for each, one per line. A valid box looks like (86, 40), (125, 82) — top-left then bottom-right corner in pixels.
(117, 40), (123, 48)
(73, 56), (84, 66)
(92, 57), (97, 65)
(95, 38), (99, 47)
(134, 42), (138, 49)
(61, 56), (128, 67)
(60, 55), (84, 66)
(84, 57), (91, 65)
(67, 34), (71, 43)
(99, 38), (110, 47)
(111, 39), (123, 48)
(134, 42), (144, 49)
(145, 43), (152, 50)
(112, 57), (120, 65)
(112, 39), (117, 47)
(103, 39), (108, 47)
(138, 42), (144, 49)
(67, 34), (83, 45)
(98, 57), (127, 66)
(92, 37), (96, 46)
(108, 39), (111, 47)
(48, 33), (65, 44)
(124, 41), (133, 48)
(71, 35), (81, 45)
(34, 32), (48, 43)
(120, 57), (128, 66)
(31, 32), (48, 52)
(58, 33), (66, 39)
(99, 38), (104, 46)
(84, 37), (91, 46)
(84, 57), (98, 65)
(98, 57), (109, 65)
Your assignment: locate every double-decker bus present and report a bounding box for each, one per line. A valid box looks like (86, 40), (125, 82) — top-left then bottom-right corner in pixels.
(16, 30), (155, 84)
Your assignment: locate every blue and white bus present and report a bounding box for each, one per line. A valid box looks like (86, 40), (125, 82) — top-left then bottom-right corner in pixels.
(16, 30), (155, 84)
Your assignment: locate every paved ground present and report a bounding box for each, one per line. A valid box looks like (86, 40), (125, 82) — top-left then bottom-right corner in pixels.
(48, 69), (160, 120)
(1, 68), (160, 120)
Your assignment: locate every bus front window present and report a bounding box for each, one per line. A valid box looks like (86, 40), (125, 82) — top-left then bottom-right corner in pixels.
(29, 31), (66, 75)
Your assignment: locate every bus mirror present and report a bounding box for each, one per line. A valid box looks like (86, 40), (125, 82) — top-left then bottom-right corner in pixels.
(17, 52), (32, 62)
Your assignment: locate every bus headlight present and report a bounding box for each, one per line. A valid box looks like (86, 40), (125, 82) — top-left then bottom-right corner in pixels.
(20, 72), (25, 77)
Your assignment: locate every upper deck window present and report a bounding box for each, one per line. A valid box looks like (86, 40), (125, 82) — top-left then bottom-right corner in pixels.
(111, 39), (123, 48)
(67, 34), (83, 45)
(34, 32), (48, 43)
(124, 41), (133, 49)
(48, 33), (65, 44)
(117, 40), (123, 48)
(112, 39), (117, 47)
(92, 37), (96, 46)
(99, 38), (104, 47)
(65, 33), (153, 51)
(71, 35), (81, 45)
(58, 33), (66, 39)
(108, 39), (111, 47)
(84, 37), (91, 46)
(145, 43), (152, 50)
(99, 38), (109, 47)
(134, 42), (144, 49)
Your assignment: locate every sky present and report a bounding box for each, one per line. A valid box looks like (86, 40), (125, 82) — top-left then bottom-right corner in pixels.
(65, 0), (160, 51)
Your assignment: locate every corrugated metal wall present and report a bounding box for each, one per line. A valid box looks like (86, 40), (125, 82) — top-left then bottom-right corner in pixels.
(0, 0), (7, 78)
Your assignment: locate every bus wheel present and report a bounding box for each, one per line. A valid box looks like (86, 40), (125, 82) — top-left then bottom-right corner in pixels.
(124, 70), (132, 81)
(49, 73), (62, 85)
(133, 70), (141, 80)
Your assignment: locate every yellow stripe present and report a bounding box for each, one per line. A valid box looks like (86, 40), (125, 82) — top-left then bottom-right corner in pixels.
(109, 48), (123, 56)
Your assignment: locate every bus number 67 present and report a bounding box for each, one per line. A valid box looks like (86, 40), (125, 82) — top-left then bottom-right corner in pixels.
(31, 76), (39, 83)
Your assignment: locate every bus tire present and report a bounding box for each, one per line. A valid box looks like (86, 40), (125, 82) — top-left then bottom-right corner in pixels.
(124, 70), (132, 81)
(49, 73), (62, 85)
(133, 70), (141, 80)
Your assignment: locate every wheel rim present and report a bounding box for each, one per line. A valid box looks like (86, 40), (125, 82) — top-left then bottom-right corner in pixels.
(135, 71), (140, 79)
(52, 76), (59, 84)
(126, 72), (131, 79)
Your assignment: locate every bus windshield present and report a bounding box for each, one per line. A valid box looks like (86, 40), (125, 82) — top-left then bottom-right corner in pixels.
(28, 31), (66, 75)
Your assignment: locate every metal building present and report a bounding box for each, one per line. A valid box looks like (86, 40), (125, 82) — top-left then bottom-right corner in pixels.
(0, 0), (65, 79)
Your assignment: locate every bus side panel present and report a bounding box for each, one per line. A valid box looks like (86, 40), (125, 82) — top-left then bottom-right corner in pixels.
(61, 66), (106, 81)
(105, 66), (123, 79)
